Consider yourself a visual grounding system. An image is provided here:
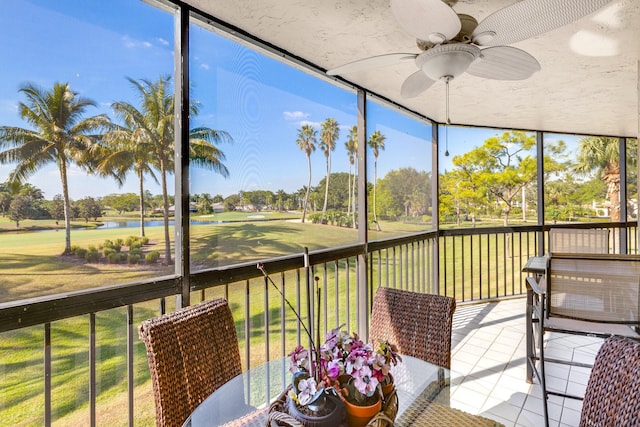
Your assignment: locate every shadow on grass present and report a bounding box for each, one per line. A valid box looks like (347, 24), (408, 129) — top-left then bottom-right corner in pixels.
(0, 253), (103, 275)
(190, 222), (305, 269)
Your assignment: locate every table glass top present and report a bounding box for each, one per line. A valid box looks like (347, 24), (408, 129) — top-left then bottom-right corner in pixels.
(185, 355), (450, 427)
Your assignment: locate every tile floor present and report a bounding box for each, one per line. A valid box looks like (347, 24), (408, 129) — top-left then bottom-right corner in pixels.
(449, 297), (603, 427)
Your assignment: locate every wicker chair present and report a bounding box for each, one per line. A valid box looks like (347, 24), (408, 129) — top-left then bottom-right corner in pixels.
(369, 287), (456, 369)
(579, 336), (640, 427)
(138, 298), (244, 427)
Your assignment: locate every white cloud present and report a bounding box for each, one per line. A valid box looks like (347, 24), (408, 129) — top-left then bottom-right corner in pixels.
(200, 63), (210, 70)
(283, 111), (309, 121)
(300, 120), (321, 128)
(122, 35), (152, 49)
(156, 37), (170, 46)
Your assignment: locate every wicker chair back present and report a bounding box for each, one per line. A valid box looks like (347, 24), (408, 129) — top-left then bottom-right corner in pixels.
(369, 287), (456, 369)
(579, 336), (640, 427)
(139, 298), (242, 427)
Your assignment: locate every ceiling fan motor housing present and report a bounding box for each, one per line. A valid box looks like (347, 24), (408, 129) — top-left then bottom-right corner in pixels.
(453, 14), (479, 42)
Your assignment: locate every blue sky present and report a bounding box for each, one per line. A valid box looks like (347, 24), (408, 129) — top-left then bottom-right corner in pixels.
(0, 0), (580, 201)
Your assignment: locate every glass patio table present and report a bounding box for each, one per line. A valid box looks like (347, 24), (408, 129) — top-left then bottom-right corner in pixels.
(183, 355), (450, 427)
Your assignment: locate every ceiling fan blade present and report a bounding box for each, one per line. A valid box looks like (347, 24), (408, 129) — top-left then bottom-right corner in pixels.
(466, 46), (541, 81)
(390, 0), (461, 44)
(326, 53), (417, 76)
(400, 70), (435, 98)
(472, 0), (614, 47)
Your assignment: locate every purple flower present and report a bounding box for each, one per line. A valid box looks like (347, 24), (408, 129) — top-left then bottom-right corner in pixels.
(325, 359), (342, 381)
(288, 345), (310, 373)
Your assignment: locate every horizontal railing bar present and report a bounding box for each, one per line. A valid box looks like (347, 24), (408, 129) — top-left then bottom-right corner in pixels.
(0, 275), (180, 333)
(438, 222), (633, 238)
(368, 231), (438, 251)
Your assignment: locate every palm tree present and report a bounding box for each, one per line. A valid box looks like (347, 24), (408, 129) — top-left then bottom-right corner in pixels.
(296, 124), (317, 223)
(574, 136), (621, 221)
(195, 193), (213, 214)
(98, 104), (159, 238)
(276, 189), (287, 212)
(110, 76), (232, 264)
(0, 82), (110, 254)
(319, 118), (339, 221)
(367, 130), (386, 231)
(345, 125), (358, 228)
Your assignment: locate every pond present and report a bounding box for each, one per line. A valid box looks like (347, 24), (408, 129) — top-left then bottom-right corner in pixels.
(98, 219), (223, 229)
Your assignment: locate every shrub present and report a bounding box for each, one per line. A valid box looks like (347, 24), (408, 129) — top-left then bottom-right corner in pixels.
(87, 245), (97, 252)
(74, 247), (87, 258)
(145, 251), (160, 263)
(128, 254), (140, 265)
(140, 236), (149, 245)
(308, 213), (322, 224)
(107, 252), (123, 264)
(85, 250), (100, 263)
(125, 236), (136, 247)
(129, 241), (142, 250)
(70, 245), (80, 253)
(129, 248), (143, 258)
(104, 238), (122, 252)
(103, 247), (116, 257)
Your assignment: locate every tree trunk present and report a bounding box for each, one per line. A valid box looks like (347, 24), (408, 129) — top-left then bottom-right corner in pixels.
(59, 159), (72, 255)
(346, 164), (352, 217)
(138, 169), (146, 237)
(352, 161), (357, 229)
(373, 159), (381, 231)
(302, 154), (311, 223)
(160, 159), (171, 264)
(321, 155), (330, 222)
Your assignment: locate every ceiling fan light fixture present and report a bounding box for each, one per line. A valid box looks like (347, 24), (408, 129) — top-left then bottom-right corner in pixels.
(416, 44), (480, 81)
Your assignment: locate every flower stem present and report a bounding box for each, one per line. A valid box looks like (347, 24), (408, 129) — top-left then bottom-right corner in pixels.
(257, 262), (315, 365)
(315, 277), (322, 382)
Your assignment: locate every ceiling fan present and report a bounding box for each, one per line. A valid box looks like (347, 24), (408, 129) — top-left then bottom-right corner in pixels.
(326, 0), (614, 99)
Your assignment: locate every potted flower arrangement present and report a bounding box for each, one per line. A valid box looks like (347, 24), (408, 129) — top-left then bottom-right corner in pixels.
(286, 344), (347, 426)
(286, 326), (401, 427)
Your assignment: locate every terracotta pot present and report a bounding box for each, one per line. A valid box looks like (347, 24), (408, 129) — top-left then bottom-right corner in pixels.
(286, 392), (347, 427)
(381, 374), (394, 399)
(343, 395), (382, 427)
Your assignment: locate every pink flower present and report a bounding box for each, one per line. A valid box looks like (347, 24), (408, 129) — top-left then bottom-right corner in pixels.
(352, 365), (379, 396)
(288, 345), (310, 373)
(325, 359), (342, 381)
(295, 377), (318, 405)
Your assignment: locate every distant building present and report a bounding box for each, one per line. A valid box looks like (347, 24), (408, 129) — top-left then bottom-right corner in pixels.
(211, 202), (224, 213)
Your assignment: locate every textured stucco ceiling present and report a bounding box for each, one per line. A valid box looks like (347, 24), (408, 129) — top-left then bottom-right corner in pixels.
(184, 0), (639, 137)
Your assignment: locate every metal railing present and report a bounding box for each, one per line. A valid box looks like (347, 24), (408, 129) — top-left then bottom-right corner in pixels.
(0, 222), (636, 425)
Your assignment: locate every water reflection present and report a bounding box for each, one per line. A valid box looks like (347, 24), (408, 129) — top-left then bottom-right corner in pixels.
(98, 219), (222, 229)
